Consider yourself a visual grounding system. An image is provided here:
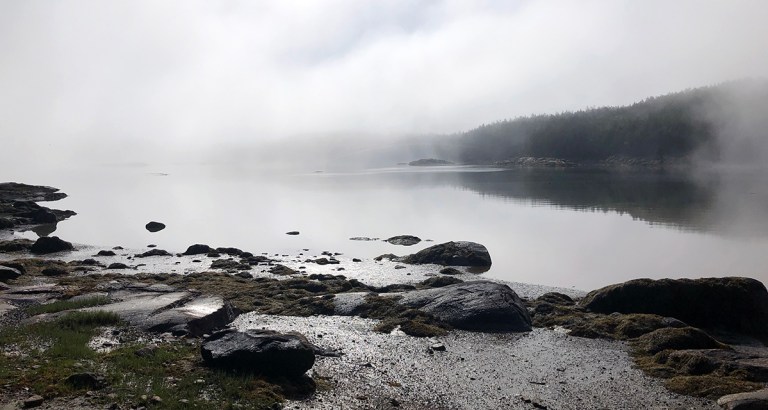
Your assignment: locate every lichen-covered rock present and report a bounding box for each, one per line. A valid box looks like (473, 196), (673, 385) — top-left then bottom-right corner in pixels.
(581, 277), (768, 336)
(398, 281), (531, 332)
(201, 329), (315, 377)
(401, 241), (491, 267)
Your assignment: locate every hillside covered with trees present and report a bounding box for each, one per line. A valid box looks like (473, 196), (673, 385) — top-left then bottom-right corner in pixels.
(435, 79), (768, 166)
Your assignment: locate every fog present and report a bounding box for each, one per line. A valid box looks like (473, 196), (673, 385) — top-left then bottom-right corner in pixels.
(1, 0), (768, 168)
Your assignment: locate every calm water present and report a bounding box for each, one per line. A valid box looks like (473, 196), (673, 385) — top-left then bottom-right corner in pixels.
(5, 164), (768, 290)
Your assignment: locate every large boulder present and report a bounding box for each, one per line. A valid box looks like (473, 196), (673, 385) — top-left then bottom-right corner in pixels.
(398, 281), (531, 332)
(145, 221), (166, 232)
(581, 277), (768, 336)
(201, 329), (315, 377)
(401, 241), (491, 267)
(183, 244), (213, 255)
(30, 236), (73, 254)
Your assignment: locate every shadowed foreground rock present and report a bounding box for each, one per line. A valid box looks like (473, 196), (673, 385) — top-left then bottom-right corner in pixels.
(581, 277), (768, 336)
(201, 329), (315, 377)
(398, 280), (531, 331)
(718, 388), (768, 409)
(401, 241), (492, 267)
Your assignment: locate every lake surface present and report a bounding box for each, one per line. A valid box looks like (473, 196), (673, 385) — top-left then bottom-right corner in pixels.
(4, 164), (768, 291)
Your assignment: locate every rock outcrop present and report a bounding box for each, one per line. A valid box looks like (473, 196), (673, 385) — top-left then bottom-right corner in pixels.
(30, 236), (74, 254)
(398, 281), (531, 332)
(201, 329), (315, 377)
(401, 241), (491, 267)
(581, 277), (768, 336)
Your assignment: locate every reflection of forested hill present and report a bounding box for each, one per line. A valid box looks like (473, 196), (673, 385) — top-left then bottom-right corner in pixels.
(453, 169), (716, 230)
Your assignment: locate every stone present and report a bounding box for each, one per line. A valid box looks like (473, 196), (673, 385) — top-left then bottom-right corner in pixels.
(269, 264), (297, 276)
(201, 329), (315, 377)
(41, 267), (68, 276)
(30, 236), (73, 254)
(211, 259), (250, 270)
(717, 388), (768, 409)
(401, 241), (492, 267)
(386, 235), (421, 246)
(286, 231), (300, 235)
(145, 221), (166, 232)
(0, 239), (33, 252)
(419, 276), (463, 288)
(183, 244), (213, 255)
(135, 249), (171, 258)
(633, 327), (726, 354)
(0, 265), (22, 282)
(398, 281), (531, 332)
(581, 277), (768, 336)
(374, 254), (399, 261)
(64, 372), (107, 390)
(23, 395), (44, 408)
(352, 258), (362, 262)
(439, 267), (463, 275)
(107, 263), (129, 270)
(97, 250), (116, 256)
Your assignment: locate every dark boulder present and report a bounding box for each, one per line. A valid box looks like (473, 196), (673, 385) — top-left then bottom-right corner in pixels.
(145, 221), (166, 232)
(135, 249), (171, 258)
(286, 231), (300, 235)
(107, 263), (129, 270)
(419, 276), (463, 288)
(64, 372), (107, 390)
(581, 277), (768, 336)
(0, 239), (33, 252)
(374, 253), (398, 261)
(385, 235), (421, 246)
(439, 267), (463, 275)
(401, 241), (491, 267)
(398, 281), (531, 332)
(96, 250), (116, 257)
(537, 292), (575, 306)
(269, 264), (297, 276)
(0, 265), (22, 282)
(216, 247), (244, 256)
(30, 236), (73, 254)
(211, 259), (250, 270)
(201, 329), (315, 377)
(41, 267), (68, 276)
(183, 244), (213, 255)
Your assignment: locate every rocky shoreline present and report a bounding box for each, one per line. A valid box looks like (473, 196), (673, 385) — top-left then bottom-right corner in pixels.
(1, 183), (767, 409)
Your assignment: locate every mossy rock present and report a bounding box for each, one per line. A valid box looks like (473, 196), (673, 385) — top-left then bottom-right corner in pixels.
(633, 327), (727, 354)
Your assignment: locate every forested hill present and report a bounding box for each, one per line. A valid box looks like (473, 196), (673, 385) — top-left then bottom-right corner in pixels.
(435, 79), (768, 165)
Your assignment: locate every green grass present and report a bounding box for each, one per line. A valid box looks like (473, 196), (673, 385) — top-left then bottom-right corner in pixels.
(26, 296), (111, 315)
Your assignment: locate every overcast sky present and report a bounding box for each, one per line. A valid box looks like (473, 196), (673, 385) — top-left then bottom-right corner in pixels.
(1, 0), (767, 161)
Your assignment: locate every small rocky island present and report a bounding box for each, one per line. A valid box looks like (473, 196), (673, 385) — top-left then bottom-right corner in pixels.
(1, 182), (768, 409)
(407, 158), (454, 166)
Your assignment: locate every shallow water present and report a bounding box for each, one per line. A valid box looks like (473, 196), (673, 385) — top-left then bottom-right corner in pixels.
(4, 164), (768, 290)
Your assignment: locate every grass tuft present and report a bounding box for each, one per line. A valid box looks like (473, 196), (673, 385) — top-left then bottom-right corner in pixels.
(27, 296), (111, 315)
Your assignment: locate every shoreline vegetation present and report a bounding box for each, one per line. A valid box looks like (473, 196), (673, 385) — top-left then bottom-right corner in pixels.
(2, 183), (768, 409)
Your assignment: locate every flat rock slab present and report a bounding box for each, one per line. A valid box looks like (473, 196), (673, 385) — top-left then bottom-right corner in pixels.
(83, 291), (237, 336)
(398, 280), (532, 332)
(718, 388), (768, 409)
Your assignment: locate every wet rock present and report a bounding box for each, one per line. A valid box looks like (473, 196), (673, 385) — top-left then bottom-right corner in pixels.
(64, 372), (107, 390)
(313, 258), (340, 265)
(286, 231), (300, 235)
(30, 236), (73, 254)
(419, 276), (463, 288)
(135, 249), (171, 258)
(394, 265), (406, 270)
(0, 239), (33, 252)
(269, 264), (297, 276)
(216, 247), (244, 256)
(183, 244), (213, 255)
(211, 259), (251, 270)
(374, 254), (399, 261)
(352, 258), (362, 262)
(439, 267), (463, 275)
(97, 250), (116, 257)
(107, 263), (130, 270)
(634, 327), (727, 354)
(41, 267), (68, 276)
(386, 235), (421, 246)
(201, 329), (315, 377)
(399, 281), (531, 332)
(145, 221), (165, 232)
(234, 272), (252, 279)
(401, 241), (492, 267)
(581, 277), (768, 336)
(717, 387), (768, 409)
(0, 265), (22, 282)
(78, 259), (100, 266)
